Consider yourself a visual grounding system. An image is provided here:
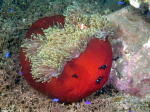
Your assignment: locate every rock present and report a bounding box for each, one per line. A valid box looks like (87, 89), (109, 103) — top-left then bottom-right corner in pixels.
(129, 0), (150, 11)
(106, 6), (150, 98)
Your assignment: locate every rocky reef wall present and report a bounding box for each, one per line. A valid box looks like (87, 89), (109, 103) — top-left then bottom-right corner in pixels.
(107, 6), (150, 98)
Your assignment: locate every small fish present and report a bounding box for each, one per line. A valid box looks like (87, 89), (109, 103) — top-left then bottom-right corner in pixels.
(8, 8), (15, 13)
(18, 71), (23, 75)
(117, 1), (126, 5)
(98, 65), (107, 70)
(4, 52), (11, 58)
(79, 23), (87, 30)
(85, 101), (91, 104)
(52, 98), (59, 102)
(96, 76), (103, 84)
(147, 11), (150, 16)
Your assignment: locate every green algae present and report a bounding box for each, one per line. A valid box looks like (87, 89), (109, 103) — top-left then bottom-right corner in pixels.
(0, 36), (5, 52)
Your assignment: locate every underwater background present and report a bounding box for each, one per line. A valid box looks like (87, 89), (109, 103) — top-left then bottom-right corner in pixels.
(0, 0), (150, 112)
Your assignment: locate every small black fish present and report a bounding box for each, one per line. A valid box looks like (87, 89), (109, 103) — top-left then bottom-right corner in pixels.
(96, 76), (103, 84)
(98, 65), (107, 70)
(72, 74), (78, 78)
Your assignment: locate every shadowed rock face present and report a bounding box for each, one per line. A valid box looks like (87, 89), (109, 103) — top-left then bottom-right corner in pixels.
(106, 6), (150, 98)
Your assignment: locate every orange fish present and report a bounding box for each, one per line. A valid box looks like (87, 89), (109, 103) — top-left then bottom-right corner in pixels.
(20, 15), (112, 102)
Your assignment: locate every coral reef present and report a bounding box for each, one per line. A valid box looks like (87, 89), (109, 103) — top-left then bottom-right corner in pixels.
(0, 0), (149, 111)
(107, 6), (150, 98)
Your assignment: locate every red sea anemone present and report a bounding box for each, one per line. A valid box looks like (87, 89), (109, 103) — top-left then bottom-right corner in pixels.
(20, 15), (113, 102)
